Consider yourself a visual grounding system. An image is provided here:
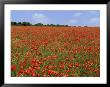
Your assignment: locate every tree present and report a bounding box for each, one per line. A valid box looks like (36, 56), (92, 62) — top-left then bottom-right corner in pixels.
(22, 22), (31, 26)
(34, 23), (43, 26)
(11, 21), (70, 27)
(26, 22), (32, 26)
(65, 25), (69, 27)
(56, 24), (60, 27)
(18, 22), (22, 25)
(11, 22), (17, 25)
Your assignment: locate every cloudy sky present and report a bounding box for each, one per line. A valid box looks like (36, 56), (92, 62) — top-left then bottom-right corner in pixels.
(11, 10), (100, 26)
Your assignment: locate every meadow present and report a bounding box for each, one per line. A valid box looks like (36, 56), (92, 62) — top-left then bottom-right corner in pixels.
(11, 26), (100, 77)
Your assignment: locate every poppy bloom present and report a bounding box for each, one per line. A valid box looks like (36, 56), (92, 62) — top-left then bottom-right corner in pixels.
(17, 69), (24, 76)
(75, 62), (79, 67)
(68, 63), (73, 68)
(24, 69), (31, 75)
(63, 74), (69, 77)
(11, 65), (16, 71)
(52, 55), (58, 59)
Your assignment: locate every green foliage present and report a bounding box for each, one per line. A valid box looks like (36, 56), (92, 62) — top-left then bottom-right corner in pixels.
(11, 21), (70, 27)
(11, 21), (32, 26)
(11, 22), (17, 25)
(34, 23), (43, 26)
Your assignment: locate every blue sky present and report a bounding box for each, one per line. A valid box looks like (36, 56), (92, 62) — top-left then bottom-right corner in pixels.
(11, 10), (100, 26)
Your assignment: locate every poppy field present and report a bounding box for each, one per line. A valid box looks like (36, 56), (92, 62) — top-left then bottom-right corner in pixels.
(11, 26), (100, 77)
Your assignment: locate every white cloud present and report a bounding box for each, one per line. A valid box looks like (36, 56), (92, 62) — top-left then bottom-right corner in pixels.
(70, 19), (77, 23)
(90, 17), (100, 22)
(32, 13), (49, 24)
(73, 12), (82, 17)
(68, 19), (78, 25)
(19, 18), (29, 22)
(33, 13), (46, 19)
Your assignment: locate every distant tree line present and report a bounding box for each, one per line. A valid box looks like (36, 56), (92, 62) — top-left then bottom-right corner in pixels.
(11, 22), (69, 27)
(11, 22), (32, 26)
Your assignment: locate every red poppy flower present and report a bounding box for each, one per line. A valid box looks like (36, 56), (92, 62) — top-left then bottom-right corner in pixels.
(11, 65), (16, 71)
(75, 62), (79, 67)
